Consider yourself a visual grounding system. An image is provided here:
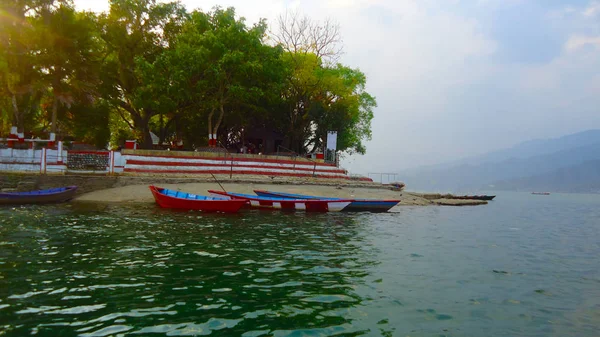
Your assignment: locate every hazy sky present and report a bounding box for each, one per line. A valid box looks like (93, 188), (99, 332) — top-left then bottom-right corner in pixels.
(75, 0), (600, 173)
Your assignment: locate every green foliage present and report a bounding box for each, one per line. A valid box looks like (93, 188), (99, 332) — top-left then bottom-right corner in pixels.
(309, 64), (375, 154)
(280, 52), (375, 154)
(64, 100), (111, 149)
(0, 0), (47, 132)
(36, 4), (104, 133)
(163, 7), (286, 148)
(0, 1), (375, 154)
(98, 0), (187, 148)
(109, 109), (135, 149)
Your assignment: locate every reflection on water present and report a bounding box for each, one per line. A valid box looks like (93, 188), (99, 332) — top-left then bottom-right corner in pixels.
(0, 204), (378, 336)
(1, 192), (600, 336)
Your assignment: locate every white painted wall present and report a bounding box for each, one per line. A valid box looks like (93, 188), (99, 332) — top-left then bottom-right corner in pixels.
(0, 148), (43, 163)
(113, 152), (125, 173)
(0, 162), (40, 172)
(0, 149), (348, 178)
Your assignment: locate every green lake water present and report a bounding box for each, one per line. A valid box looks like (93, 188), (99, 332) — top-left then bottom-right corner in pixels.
(0, 192), (599, 336)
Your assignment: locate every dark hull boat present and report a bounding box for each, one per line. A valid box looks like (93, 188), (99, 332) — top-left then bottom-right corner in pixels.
(0, 186), (78, 205)
(453, 195), (496, 201)
(253, 190), (401, 213)
(208, 190), (352, 212)
(149, 186), (247, 213)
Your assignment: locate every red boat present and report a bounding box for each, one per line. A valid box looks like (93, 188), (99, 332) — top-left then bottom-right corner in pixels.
(208, 190), (352, 212)
(149, 186), (247, 213)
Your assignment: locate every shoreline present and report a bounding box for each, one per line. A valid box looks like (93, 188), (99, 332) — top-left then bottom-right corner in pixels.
(74, 182), (488, 207)
(0, 172), (488, 207)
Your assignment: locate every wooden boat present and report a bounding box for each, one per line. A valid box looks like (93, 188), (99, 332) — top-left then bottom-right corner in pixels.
(453, 195), (496, 201)
(149, 186), (247, 213)
(253, 190), (400, 213)
(0, 186), (78, 205)
(531, 192), (550, 195)
(208, 190), (352, 212)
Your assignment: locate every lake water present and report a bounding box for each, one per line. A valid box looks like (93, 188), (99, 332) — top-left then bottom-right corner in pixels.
(1, 192), (599, 336)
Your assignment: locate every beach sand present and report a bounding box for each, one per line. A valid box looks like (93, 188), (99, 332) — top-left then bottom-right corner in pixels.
(74, 182), (487, 207)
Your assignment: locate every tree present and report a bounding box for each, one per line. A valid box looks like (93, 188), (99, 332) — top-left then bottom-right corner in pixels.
(98, 0), (187, 148)
(0, 0), (52, 134)
(308, 65), (375, 154)
(169, 7), (285, 147)
(63, 99), (111, 148)
(274, 12), (374, 155)
(274, 9), (343, 63)
(273, 12), (344, 153)
(36, 4), (103, 136)
(0, 2), (374, 155)
(278, 53), (375, 154)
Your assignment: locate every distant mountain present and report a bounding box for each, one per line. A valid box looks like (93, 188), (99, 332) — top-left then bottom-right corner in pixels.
(456, 129), (600, 165)
(490, 160), (600, 193)
(401, 130), (600, 193)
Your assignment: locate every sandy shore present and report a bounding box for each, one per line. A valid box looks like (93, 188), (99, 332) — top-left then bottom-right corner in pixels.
(74, 182), (487, 207)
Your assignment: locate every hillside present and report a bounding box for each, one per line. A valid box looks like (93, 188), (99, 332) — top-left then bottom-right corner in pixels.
(401, 130), (600, 193)
(490, 160), (600, 193)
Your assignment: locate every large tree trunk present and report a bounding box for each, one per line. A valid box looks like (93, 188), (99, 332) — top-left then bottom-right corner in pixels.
(51, 96), (58, 134)
(132, 112), (153, 149)
(141, 112), (154, 149)
(11, 94), (23, 134)
(207, 108), (214, 147)
(141, 126), (153, 149)
(212, 104), (225, 147)
(158, 115), (177, 146)
(158, 112), (164, 145)
(50, 75), (61, 134)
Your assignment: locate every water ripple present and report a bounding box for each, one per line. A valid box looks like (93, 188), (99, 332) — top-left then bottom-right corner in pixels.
(1, 196), (599, 336)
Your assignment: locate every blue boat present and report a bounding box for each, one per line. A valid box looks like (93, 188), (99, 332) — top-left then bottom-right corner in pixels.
(253, 190), (400, 213)
(0, 186), (78, 205)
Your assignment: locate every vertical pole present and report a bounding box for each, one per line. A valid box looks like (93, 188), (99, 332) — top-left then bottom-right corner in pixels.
(40, 147), (47, 174)
(313, 162), (317, 177)
(57, 141), (63, 163)
(109, 151), (115, 175)
(230, 154), (233, 179)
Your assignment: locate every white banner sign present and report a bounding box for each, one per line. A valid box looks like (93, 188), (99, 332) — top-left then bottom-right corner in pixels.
(326, 131), (338, 151)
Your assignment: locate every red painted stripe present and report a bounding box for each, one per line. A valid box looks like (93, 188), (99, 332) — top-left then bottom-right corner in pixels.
(305, 202), (328, 212)
(126, 160), (346, 174)
(258, 200), (274, 207)
(124, 168), (351, 179)
(125, 153), (337, 168)
(280, 201), (296, 210)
